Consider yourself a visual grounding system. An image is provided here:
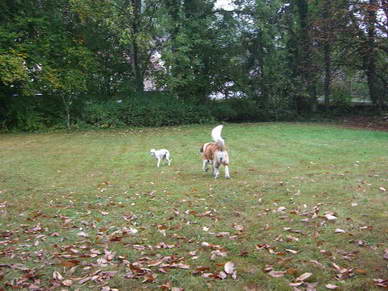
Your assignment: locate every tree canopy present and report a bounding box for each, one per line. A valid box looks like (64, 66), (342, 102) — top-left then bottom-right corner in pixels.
(0, 0), (387, 130)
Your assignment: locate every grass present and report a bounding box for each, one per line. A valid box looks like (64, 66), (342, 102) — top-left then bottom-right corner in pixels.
(0, 123), (387, 290)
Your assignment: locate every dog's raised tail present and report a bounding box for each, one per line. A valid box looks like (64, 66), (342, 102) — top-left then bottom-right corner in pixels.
(211, 125), (225, 149)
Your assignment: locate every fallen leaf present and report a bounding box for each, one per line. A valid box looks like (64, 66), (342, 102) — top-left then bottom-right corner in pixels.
(233, 224), (244, 231)
(384, 249), (388, 260)
(77, 231), (88, 238)
(295, 272), (312, 282)
(268, 270), (286, 278)
(325, 283), (339, 289)
(210, 249), (227, 260)
(373, 279), (388, 288)
(217, 271), (227, 280)
(193, 266), (211, 275)
(53, 271), (64, 281)
(335, 228), (346, 233)
(62, 279), (73, 286)
(354, 268), (367, 274)
(142, 273), (157, 283)
(289, 282), (304, 287)
(60, 260), (80, 268)
(224, 261), (235, 274)
(160, 281), (172, 290)
(170, 263), (190, 269)
(324, 214), (337, 221)
(309, 260), (324, 269)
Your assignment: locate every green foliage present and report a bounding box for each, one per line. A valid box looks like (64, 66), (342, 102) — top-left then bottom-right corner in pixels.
(4, 96), (45, 131)
(83, 93), (213, 128)
(0, 0), (386, 131)
(0, 52), (29, 85)
(210, 98), (297, 122)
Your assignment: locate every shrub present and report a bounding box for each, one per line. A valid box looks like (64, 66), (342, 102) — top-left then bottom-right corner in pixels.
(82, 93), (213, 128)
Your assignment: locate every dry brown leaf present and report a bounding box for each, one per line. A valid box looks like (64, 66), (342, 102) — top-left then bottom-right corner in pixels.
(193, 266), (211, 275)
(325, 283), (339, 289)
(142, 273), (157, 283)
(170, 263), (190, 269)
(217, 271), (227, 280)
(305, 282), (318, 291)
(233, 224), (244, 231)
(77, 231), (88, 237)
(60, 260), (80, 268)
(53, 271), (64, 281)
(243, 283), (261, 291)
(295, 272), (312, 282)
(268, 270), (286, 278)
(210, 249), (227, 260)
(78, 276), (92, 284)
(62, 279), (73, 286)
(224, 261), (235, 274)
(309, 260), (324, 269)
(384, 249), (388, 260)
(160, 281), (172, 290)
(335, 228), (346, 233)
(201, 242), (222, 249)
(373, 279), (388, 288)
(324, 213), (337, 221)
(289, 282), (304, 287)
(354, 268), (367, 275)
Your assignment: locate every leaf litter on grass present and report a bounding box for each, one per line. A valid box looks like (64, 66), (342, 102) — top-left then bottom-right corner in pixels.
(1, 124), (387, 290)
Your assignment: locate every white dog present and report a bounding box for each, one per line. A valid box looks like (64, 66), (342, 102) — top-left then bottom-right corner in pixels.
(200, 125), (230, 179)
(150, 149), (172, 168)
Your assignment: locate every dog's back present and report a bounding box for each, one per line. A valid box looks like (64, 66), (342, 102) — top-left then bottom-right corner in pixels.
(201, 142), (221, 161)
(201, 125), (230, 178)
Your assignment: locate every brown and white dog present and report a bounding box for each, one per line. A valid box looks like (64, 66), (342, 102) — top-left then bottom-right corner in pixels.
(200, 125), (230, 179)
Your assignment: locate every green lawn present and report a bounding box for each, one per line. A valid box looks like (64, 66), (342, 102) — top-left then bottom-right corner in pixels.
(0, 123), (387, 290)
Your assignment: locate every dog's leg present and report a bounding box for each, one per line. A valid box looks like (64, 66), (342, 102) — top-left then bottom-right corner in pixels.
(213, 162), (220, 178)
(165, 153), (172, 166)
(157, 158), (161, 168)
(202, 160), (209, 172)
(225, 165), (230, 179)
(214, 166), (220, 179)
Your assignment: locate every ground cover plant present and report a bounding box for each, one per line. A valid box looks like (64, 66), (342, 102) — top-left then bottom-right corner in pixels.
(0, 123), (387, 290)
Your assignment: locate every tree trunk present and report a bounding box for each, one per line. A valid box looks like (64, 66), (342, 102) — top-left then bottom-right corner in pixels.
(323, 42), (331, 108)
(365, 0), (381, 112)
(322, 0), (332, 109)
(62, 95), (72, 129)
(296, 0), (316, 112)
(131, 0), (144, 93)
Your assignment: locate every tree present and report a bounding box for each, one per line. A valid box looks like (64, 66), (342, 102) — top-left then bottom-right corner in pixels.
(158, 0), (223, 103)
(347, 0), (387, 111)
